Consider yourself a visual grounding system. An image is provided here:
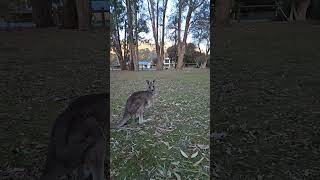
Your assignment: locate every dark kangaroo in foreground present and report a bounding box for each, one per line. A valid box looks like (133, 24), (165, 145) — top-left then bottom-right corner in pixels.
(117, 80), (156, 128)
(40, 93), (108, 180)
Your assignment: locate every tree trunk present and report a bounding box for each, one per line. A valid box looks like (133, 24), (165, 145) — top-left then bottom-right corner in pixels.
(31, 0), (53, 27)
(0, 0), (9, 28)
(295, 0), (310, 21)
(176, 43), (186, 70)
(147, 0), (162, 70)
(159, 0), (168, 70)
(112, 32), (126, 70)
(201, 57), (208, 68)
(75, 0), (91, 30)
(215, 0), (232, 25)
(133, 44), (138, 71)
(176, 0), (183, 70)
(201, 47), (209, 68)
(126, 0), (137, 71)
(155, 0), (162, 70)
(289, 0), (311, 21)
(112, 1), (126, 70)
(63, 0), (78, 28)
(124, 21), (128, 69)
(177, 0), (195, 70)
(106, 5), (110, 75)
(135, 2), (139, 70)
(289, 1), (295, 21)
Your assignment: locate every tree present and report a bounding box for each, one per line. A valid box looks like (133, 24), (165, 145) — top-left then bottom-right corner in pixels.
(167, 15), (179, 65)
(160, 0), (169, 70)
(125, 0), (136, 70)
(31, 0), (54, 27)
(167, 45), (177, 63)
(107, 2), (111, 76)
(139, 48), (152, 60)
(147, 0), (168, 70)
(175, 0), (205, 70)
(167, 43), (203, 65)
(184, 43), (202, 64)
(214, 0), (232, 25)
(63, 0), (78, 28)
(191, 0), (209, 68)
(0, 0), (10, 26)
(111, 0), (127, 70)
(307, 0), (320, 19)
(124, 0), (149, 71)
(62, 0), (92, 30)
(289, 0), (311, 21)
(75, 0), (91, 30)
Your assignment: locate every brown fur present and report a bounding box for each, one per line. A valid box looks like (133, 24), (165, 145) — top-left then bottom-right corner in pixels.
(40, 93), (108, 180)
(117, 80), (155, 128)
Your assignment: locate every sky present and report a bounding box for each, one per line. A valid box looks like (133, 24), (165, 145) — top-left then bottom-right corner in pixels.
(119, 0), (208, 52)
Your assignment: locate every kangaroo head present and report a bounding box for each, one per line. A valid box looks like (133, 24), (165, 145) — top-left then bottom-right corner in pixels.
(146, 80), (156, 94)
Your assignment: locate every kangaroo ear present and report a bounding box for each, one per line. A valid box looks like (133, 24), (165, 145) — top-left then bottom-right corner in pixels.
(146, 80), (150, 84)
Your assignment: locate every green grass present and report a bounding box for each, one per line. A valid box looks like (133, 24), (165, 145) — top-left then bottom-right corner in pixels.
(110, 70), (210, 179)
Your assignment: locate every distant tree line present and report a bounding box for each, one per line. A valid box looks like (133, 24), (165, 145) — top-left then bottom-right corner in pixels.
(167, 43), (208, 68)
(110, 0), (210, 71)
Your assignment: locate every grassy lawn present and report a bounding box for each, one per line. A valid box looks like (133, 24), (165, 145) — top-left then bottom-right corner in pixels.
(212, 22), (320, 179)
(0, 28), (107, 179)
(110, 70), (210, 179)
(3, 22), (319, 180)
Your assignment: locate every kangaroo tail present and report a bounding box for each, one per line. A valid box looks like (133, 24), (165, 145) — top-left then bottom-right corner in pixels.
(116, 114), (130, 128)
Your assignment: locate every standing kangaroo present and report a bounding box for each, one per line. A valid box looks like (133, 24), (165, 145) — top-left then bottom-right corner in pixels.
(117, 80), (156, 128)
(40, 93), (108, 180)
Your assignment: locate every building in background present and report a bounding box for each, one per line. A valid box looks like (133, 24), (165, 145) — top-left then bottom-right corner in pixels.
(138, 60), (152, 70)
(163, 58), (175, 69)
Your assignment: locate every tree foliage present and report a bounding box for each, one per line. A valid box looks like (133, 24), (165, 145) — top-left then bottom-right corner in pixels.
(147, 0), (169, 70)
(167, 43), (204, 65)
(191, 0), (209, 67)
(110, 0), (149, 70)
(168, 0), (205, 70)
(110, 0), (127, 70)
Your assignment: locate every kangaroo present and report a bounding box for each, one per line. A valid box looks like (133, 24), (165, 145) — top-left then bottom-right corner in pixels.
(40, 93), (108, 180)
(117, 80), (156, 128)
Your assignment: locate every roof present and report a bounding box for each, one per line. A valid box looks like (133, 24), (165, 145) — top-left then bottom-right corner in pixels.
(139, 60), (151, 65)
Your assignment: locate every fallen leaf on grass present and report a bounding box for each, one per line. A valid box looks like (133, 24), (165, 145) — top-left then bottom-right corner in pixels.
(180, 149), (189, 158)
(197, 144), (209, 150)
(161, 141), (173, 150)
(173, 172), (181, 180)
(158, 169), (165, 176)
(167, 170), (172, 177)
(193, 157), (204, 166)
(191, 151), (199, 158)
(171, 161), (180, 166)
